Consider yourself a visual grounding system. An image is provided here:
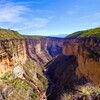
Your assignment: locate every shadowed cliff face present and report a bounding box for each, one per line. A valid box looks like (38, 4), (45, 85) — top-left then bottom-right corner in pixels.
(45, 37), (100, 100)
(46, 54), (88, 100)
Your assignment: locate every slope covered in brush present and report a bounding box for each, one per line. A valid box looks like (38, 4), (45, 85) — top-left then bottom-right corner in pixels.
(0, 28), (24, 40)
(66, 27), (100, 38)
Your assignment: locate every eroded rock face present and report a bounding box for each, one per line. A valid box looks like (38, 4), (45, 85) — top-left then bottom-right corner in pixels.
(0, 37), (64, 99)
(0, 37), (64, 76)
(0, 59), (47, 100)
(25, 37), (64, 65)
(13, 64), (25, 79)
(0, 39), (27, 76)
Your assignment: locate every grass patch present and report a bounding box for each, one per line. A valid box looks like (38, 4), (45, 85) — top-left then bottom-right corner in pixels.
(64, 93), (72, 100)
(81, 87), (90, 96)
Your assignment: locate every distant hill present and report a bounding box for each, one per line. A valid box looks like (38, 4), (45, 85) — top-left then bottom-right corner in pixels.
(66, 27), (100, 38)
(24, 35), (64, 40)
(0, 27), (100, 40)
(24, 35), (49, 39)
(0, 28), (65, 40)
(0, 28), (24, 40)
(51, 34), (67, 38)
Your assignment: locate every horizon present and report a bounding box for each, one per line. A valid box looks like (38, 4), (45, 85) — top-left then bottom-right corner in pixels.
(0, 0), (100, 36)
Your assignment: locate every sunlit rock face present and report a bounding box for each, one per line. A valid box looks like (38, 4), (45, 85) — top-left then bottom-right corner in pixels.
(0, 36), (64, 100)
(63, 37), (100, 85)
(0, 39), (27, 75)
(0, 37), (64, 76)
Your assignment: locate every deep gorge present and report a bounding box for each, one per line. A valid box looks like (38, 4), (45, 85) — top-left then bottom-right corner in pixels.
(0, 28), (100, 100)
(0, 37), (64, 76)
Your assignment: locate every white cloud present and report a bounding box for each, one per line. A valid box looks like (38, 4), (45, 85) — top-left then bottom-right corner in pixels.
(0, 0), (54, 31)
(13, 17), (50, 30)
(0, 1), (32, 23)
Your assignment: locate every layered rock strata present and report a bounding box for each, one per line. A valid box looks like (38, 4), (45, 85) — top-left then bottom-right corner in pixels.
(0, 39), (27, 75)
(25, 37), (64, 65)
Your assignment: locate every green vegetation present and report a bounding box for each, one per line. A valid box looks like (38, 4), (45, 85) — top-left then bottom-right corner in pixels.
(63, 85), (100, 100)
(64, 94), (72, 100)
(0, 59), (47, 100)
(37, 73), (48, 89)
(93, 88), (100, 96)
(81, 87), (90, 96)
(0, 71), (30, 99)
(0, 71), (28, 90)
(23, 59), (48, 90)
(0, 28), (49, 40)
(0, 28), (24, 40)
(66, 27), (100, 38)
(30, 91), (40, 100)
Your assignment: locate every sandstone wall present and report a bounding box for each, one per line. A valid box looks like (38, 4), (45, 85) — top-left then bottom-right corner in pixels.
(63, 37), (100, 85)
(25, 37), (64, 65)
(0, 37), (64, 75)
(0, 39), (27, 75)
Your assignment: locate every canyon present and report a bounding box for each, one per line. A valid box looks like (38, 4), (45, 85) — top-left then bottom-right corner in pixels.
(0, 30), (64, 100)
(0, 37), (64, 76)
(0, 27), (100, 100)
(46, 38), (100, 99)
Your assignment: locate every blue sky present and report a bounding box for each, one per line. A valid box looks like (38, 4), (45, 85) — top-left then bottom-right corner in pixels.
(0, 0), (100, 36)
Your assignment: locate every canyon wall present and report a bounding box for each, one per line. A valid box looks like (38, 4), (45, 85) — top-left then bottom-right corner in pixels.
(45, 37), (100, 100)
(25, 37), (64, 65)
(0, 37), (64, 100)
(63, 37), (100, 84)
(0, 37), (64, 76)
(0, 39), (27, 75)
